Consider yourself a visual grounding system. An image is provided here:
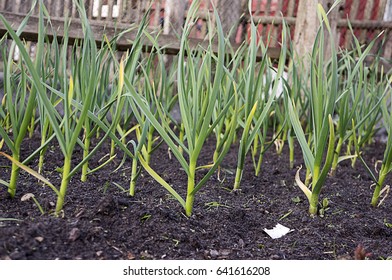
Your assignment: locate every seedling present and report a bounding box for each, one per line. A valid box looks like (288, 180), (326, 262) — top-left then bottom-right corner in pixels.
(318, 198), (330, 217)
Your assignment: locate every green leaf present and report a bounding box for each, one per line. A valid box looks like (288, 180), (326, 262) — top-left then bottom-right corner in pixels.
(0, 152), (59, 196)
(138, 154), (185, 208)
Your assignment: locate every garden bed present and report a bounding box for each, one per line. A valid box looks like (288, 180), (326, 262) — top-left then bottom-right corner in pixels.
(1, 134), (391, 260)
(1, 1), (391, 261)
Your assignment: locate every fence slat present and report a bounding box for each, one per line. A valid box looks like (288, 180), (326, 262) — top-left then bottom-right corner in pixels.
(13, 0), (21, 13)
(378, 0), (388, 20)
(117, 0), (124, 21)
(87, 0), (94, 19)
(71, 0), (77, 18)
(261, 0), (272, 39)
(0, 0), (6, 11)
(286, 0), (295, 17)
(107, 0), (114, 21)
(256, 0), (262, 14)
(359, 0), (374, 43)
(153, 1), (162, 30)
(270, 0), (284, 47)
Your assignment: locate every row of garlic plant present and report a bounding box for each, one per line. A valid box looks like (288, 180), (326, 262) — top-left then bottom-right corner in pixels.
(0, 3), (47, 199)
(284, 3), (391, 214)
(233, 18), (288, 190)
(0, 0), (391, 217)
(125, 1), (240, 217)
(0, 0), (145, 214)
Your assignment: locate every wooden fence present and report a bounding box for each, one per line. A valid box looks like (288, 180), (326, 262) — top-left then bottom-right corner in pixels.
(0, 0), (391, 63)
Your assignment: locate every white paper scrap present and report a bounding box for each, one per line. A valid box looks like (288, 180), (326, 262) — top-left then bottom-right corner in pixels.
(263, 223), (294, 239)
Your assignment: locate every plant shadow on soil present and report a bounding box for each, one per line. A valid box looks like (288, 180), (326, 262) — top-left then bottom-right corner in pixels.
(0, 133), (391, 260)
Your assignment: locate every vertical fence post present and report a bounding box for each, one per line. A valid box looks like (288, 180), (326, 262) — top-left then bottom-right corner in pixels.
(293, 0), (339, 71)
(163, 0), (186, 37)
(293, 0), (320, 71)
(216, 0), (243, 42)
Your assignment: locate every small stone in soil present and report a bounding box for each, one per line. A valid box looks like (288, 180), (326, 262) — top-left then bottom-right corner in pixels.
(35, 236), (44, 242)
(209, 249), (219, 258)
(68, 228), (81, 242)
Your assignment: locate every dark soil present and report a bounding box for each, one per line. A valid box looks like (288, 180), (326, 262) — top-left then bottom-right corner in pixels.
(0, 133), (391, 260)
